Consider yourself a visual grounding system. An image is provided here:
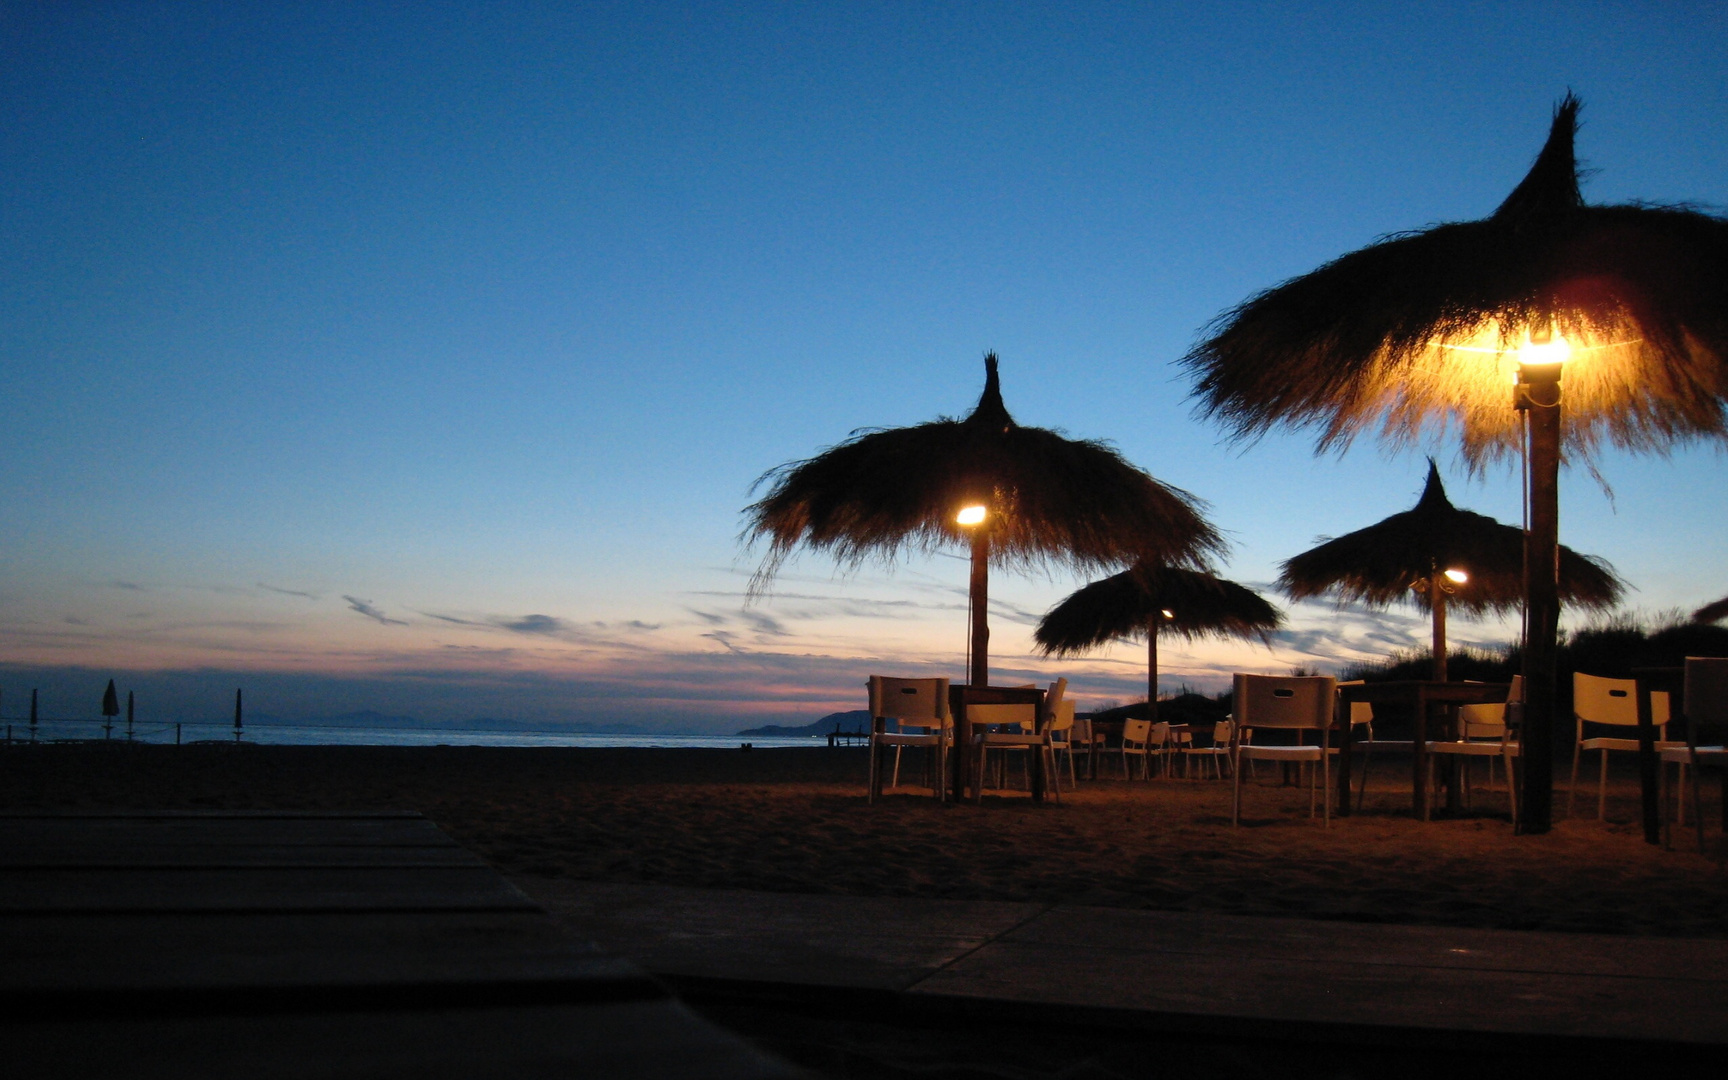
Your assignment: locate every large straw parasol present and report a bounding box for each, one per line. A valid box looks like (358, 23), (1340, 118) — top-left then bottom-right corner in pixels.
(1278, 461), (1623, 681)
(1035, 562), (1281, 720)
(747, 354), (1224, 687)
(1181, 95), (1728, 832)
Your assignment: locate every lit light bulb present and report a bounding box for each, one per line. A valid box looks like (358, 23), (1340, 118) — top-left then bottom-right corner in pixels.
(1443, 569), (1469, 585)
(1160, 609), (1175, 620)
(956, 505), (987, 526)
(1519, 330), (1570, 367)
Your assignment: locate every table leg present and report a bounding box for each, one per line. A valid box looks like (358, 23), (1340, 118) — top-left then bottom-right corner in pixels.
(1636, 685), (1660, 845)
(1413, 691), (1429, 821)
(1335, 703), (1354, 818)
(950, 714), (971, 804)
(1443, 705), (1463, 816)
(1031, 738), (1046, 804)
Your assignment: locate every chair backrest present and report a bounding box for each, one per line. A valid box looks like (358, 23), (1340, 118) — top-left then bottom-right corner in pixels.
(1149, 721), (1171, 747)
(1041, 678), (1068, 733)
(1455, 675), (1526, 740)
(1684, 657), (1728, 742)
(1212, 719), (1233, 745)
(1335, 680), (1373, 727)
(1573, 672), (1669, 729)
(1232, 674), (1338, 732)
(1046, 696), (1076, 736)
(1122, 718), (1151, 746)
(1071, 716), (1094, 746)
(868, 676), (950, 732)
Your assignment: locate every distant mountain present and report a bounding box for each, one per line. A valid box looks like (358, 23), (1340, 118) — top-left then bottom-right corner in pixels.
(737, 710), (871, 737)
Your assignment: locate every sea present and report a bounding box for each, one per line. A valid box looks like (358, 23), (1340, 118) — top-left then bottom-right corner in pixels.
(0, 718), (832, 750)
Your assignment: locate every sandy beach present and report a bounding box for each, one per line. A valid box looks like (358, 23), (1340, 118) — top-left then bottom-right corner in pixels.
(3, 743), (1722, 939)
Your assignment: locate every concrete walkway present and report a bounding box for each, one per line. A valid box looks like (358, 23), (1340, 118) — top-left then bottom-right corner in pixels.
(525, 879), (1728, 1055)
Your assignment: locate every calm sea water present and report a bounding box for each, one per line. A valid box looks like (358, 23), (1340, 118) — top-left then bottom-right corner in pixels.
(0, 719), (836, 750)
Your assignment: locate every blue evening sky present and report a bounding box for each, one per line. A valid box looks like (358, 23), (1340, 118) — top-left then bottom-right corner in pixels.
(3, 2), (1725, 729)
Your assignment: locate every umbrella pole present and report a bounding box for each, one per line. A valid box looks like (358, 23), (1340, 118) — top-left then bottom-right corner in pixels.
(969, 528), (989, 688)
(1146, 619), (1159, 723)
(1519, 381), (1562, 834)
(1431, 575), (1447, 683)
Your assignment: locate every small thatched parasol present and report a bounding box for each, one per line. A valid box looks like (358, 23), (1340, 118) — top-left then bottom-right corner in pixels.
(747, 354), (1224, 686)
(1278, 462), (1623, 680)
(1181, 94), (1728, 833)
(1035, 562), (1282, 720)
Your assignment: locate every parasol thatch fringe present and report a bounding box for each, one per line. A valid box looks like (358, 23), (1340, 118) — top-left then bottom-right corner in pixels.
(1034, 563), (1282, 656)
(1183, 94), (1728, 470)
(1277, 461), (1623, 616)
(1694, 594), (1728, 625)
(745, 354), (1225, 597)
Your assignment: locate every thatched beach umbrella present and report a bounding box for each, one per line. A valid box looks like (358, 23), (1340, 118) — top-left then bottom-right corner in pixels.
(1035, 562), (1281, 720)
(1182, 95), (1728, 832)
(747, 354), (1223, 686)
(1279, 462), (1623, 681)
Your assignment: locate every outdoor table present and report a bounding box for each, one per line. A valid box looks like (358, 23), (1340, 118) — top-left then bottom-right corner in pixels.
(1335, 681), (1510, 820)
(949, 684), (1047, 803)
(1632, 666), (1683, 846)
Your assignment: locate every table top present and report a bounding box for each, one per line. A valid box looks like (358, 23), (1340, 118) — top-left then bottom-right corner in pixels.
(1337, 680), (1511, 705)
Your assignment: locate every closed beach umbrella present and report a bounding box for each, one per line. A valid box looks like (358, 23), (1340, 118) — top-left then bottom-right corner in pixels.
(1278, 462), (1622, 681)
(1035, 562), (1281, 720)
(747, 354), (1223, 686)
(101, 679), (119, 738)
(1181, 95), (1728, 832)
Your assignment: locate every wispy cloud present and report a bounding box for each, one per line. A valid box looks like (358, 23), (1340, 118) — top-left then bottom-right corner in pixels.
(109, 581), (146, 592)
(343, 596), (408, 626)
(499, 614), (566, 636)
(258, 583), (319, 600)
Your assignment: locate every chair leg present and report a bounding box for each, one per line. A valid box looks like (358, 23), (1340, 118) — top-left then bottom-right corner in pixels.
(1567, 737), (1582, 817)
(1508, 752), (1520, 829)
(1354, 739), (1368, 808)
(867, 738), (879, 803)
(1599, 749), (1610, 821)
(1231, 750), (1242, 826)
(1322, 751), (1330, 828)
(891, 745), (903, 790)
(1692, 764), (1707, 855)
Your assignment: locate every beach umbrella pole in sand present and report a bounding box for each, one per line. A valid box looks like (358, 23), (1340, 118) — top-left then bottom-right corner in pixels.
(959, 505), (990, 686)
(1518, 346), (1565, 831)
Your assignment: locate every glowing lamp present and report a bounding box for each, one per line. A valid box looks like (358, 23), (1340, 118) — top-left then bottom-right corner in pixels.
(1443, 569), (1469, 585)
(956, 504), (987, 526)
(1160, 609), (1175, 620)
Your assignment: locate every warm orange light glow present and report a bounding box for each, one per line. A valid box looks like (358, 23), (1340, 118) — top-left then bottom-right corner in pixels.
(956, 504), (987, 526)
(1519, 330), (1571, 368)
(1443, 568), (1469, 584)
(1160, 609), (1175, 619)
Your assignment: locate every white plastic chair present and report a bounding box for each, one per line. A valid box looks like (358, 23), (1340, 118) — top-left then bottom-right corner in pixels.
(1044, 696), (1079, 791)
(1230, 674), (1338, 827)
(970, 678), (1066, 803)
(1425, 675), (1523, 825)
(866, 676), (951, 803)
(1120, 717), (1155, 779)
(1568, 673), (1675, 820)
(1180, 719), (1234, 780)
(1661, 657), (1728, 856)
